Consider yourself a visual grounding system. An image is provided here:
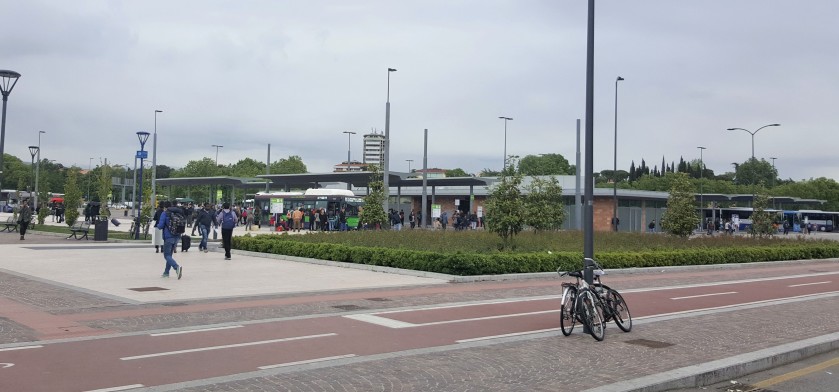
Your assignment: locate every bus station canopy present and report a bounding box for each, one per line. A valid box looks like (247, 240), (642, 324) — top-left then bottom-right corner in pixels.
(696, 193), (824, 206)
(155, 176), (269, 188)
(257, 172), (496, 189)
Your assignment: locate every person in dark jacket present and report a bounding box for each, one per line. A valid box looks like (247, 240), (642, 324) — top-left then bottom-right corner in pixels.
(195, 203), (213, 253)
(156, 201), (183, 279)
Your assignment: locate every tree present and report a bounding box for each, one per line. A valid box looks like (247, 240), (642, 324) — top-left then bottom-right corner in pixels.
(523, 176), (566, 231)
(660, 173), (699, 237)
(750, 184), (775, 237)
(97, 164), (113, 216)
(484, 161), (525, 247)
(445, 168), (469, 177)
(270, 155), (307, 174)
(230, 158), (266, 178)
(480, 168), (501, 177)
(360, 164), (387, 228)
(63, 167), (83, 227)
(736, 158), (776, 187)
(518, 154), (573, 176)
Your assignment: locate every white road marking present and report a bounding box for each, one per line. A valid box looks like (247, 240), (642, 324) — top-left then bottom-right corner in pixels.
(456, 328), (560, 343)
(671, 291), (737, 300)
(150, 325), (243, 336)
(84, 385), (145, 392)
(635, 291), (839, 321)
(788, 281), (831, 288)
(0, 363), (13, 368)
(0, 345), (42, 352)
(120, 333), (336, 360)
(258, 354), (357, 369)
(344, 314), (416, 328)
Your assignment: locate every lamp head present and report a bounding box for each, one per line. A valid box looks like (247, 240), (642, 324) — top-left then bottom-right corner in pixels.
(726, 128), (737, 131)
(28, 146), (39, 158)
(617, 76), (624, 81)
(155, 110), (163, 113)
(769, 123), (780, 127)
(137, 131), (150, 145)
(0, 70), (21, 95)
(388, 68), (397, 72)
(697, 146), (706, 150)
(39, 130), (45, 134)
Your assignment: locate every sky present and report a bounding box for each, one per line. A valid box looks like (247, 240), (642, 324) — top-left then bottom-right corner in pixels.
(1, 0), (837, 182)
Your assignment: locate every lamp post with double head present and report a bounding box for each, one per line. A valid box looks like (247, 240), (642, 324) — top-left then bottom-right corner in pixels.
(0, 70), (21, 191)
(342, 131), (356, 170)
(612, 76), (624, 232)
(86, 157), (94, 202)
(151, 109), (163, 213)
(406, 159), (413, 173)
(698, 146), (706, 227)
(382, 67), (397, 212)
(498, 116), (513, 171)
(28, 146), (38, 200)
(726, 123), (780, 160)
(134, 132), (150, 240)
(33, 131), (45, 211)
(211, 144), (223, 203)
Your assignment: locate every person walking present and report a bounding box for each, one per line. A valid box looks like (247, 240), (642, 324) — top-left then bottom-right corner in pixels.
(156, 200), (183, 279)
(152, 203), (165, 253)
(196, 203), (212, 253)
(440, 210), (449, 231)
(18, 200), (33, 240)
(216, 202), (238, 260)
(292, 207), (304, 232)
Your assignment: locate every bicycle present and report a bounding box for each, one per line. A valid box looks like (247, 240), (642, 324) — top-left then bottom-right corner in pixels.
(559, 258), (632, 339)
(128, 216), (152, 239)
(558, 263), (607, 341)
(587, 258), (632, 333)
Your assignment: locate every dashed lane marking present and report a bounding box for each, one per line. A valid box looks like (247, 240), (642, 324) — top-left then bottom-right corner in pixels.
(344, 314), (416, 328)
(788, 281), (831, 288)
(150, 325), (243, 336)
(345, 310), (559, 328)
(120, 333), (337, 360)
(456, 328), (560, 343)
(84, 384), (144, 392)
(258, 354), (357, 369)
(671, 291), (737, 300)
(0, 345), (43, 352)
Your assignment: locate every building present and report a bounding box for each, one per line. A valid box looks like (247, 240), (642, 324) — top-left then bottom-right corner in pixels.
(362, 131), (385, 166)
(411, 168), (447, 179)
(333, 161), (366, 173)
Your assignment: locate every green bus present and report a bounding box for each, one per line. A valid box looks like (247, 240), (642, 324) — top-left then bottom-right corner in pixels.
(253, 189), (364, 230)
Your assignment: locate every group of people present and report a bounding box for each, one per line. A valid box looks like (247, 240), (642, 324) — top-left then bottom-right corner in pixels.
(434, 210), (480, 231)
(271, 207), (348, 232)
(151, 200), (241, 279)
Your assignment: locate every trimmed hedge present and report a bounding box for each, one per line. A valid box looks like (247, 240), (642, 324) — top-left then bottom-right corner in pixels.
(232, 235), (839, 276)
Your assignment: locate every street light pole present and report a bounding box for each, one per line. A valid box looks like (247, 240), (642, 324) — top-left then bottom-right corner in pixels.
(726, 123), (781, 159)
(34, 131), (45, 211)
(0, 70), (21, 191)
(28, 146), (38, 198)
(612, 76), (624, 232)
(135, 132), (150, 240)
(151, 109), (163, 211)
(212, 144), (223, 167)
(698, 146), (706, 227)
(86, 157), (94, 201)
(771, 157), (778, 209)
(342, 131), (356, 171)
(383, 67), (397, 212)
(406, 159), (413, 173)
(498, 116), (513, 170)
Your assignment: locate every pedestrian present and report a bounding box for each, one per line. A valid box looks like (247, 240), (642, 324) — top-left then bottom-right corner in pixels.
(292, 207), (304, 232)
(648, 220), (655, 233)
(245, 206), (254, 231)
(152, 203), (165, 253)
(196, 203), (212, 253)
(339, 207), (348, 231)
(469, 211), (478, 230)
(156, 200), (183, 279)
(440, 210), (449, 231)
(783, 221), (790, 235)
(409, 210), (416, 229)
(216, 202), (238, 260)
(18, 200), (32, 240)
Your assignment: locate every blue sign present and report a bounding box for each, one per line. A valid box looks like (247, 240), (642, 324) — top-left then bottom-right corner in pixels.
(136, 150), (148, 159)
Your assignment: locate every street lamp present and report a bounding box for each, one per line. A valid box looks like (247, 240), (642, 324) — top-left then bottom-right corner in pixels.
(134, 131), (150, 240)
(770, 157), (778, 208)
(211, 144), (223, 166)
(726, 123), (780, 159)
(34, 131), (45, 211)
(698, 146), (706, 227)
(342, 131), (356, 171)
(612, 76), (624, 232)
(151, 109), (163, 215)
(498, 116), (513, 170)
(86, 157), (94, 201)
(406, 159), (413, 173)
(382, 67), (397, 212)
(0, 69), (21, 191)
(28, 146), (38, 198)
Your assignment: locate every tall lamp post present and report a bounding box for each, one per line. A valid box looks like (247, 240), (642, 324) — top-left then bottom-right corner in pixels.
(382, 67), (397, 212)
(726, 123), (780, 159)
(406, 159), (413, 173)
(134, 132), (150, 240)
(28, 146), (38, 198)
(34, 131), (45, 210)
(498, 116), (513, 170)
(342, 131), (356, 170)
(612, 76), (624, 232)
(698, 146), (706, 227)
(86, 157), (94, 201)
(0, 70), (21, 191)
(770, 157), (778, 208)
(211, 144), (223, 203)
(151, 109), (163, 211)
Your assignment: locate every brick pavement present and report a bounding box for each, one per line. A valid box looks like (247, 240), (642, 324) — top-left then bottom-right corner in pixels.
(3, 231), (839, 391)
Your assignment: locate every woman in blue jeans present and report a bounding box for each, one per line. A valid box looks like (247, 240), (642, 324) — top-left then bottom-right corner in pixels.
(156, 200), (183, 279)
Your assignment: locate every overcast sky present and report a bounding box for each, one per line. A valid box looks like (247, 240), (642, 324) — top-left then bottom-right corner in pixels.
(1, 0), (837, 181)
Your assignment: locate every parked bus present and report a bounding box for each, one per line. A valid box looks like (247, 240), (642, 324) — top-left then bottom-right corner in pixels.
(796, 210), (836, 232)
(252, 189), (365, 230)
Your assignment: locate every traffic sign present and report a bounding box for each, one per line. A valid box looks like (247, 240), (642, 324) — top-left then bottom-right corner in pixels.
(135, 151), (148, 159)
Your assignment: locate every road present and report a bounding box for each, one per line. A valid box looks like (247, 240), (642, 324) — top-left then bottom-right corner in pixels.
(2, 258), (839, 391)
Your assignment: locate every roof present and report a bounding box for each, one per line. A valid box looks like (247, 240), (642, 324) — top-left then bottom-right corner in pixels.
(154, 176), (269, 187)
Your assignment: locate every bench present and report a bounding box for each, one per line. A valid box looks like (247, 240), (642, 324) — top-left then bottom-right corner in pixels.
(1, 216), (18, 232)
(67, 222), (91, 240)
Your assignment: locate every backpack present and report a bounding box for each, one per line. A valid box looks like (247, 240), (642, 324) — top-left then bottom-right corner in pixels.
(221, 210), (236, 229)
(166, 210), (186, 235)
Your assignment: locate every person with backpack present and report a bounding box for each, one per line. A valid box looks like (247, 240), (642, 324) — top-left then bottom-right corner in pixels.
(216, 202), (238, 260)
(156, 200), (183, 279)
(196, 203), (213, 253)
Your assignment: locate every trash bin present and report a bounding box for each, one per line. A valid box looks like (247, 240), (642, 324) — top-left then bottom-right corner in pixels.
(94, 216), (109, 241)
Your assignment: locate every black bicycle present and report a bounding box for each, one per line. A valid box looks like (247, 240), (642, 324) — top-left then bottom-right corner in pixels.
(559, 258), (632, 340)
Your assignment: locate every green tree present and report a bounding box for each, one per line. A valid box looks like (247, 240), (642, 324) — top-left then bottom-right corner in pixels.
(660, 173), (699, 237)
(63, 168), (83, 227)
(96, 164), (113, 216)
(519, 154), (573, 176)
(230, 158), (266, 178)
(270, 155), (307, 174)
(360, 164), (387, 228)
(1, 153), (26, 191)
(750, 184), (775, 237)
(523, 176), (566, 231)
(445, 168), (469, 177)
(484, 161), (525, 247)
(736, 158), (777, 187)
(479, 168), (501, 177)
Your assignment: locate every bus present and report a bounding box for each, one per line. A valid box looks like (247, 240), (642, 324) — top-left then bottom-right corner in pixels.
(253, 189), (365, 230)
(796, 210), (836, 232)
(701, 208), (837, 233)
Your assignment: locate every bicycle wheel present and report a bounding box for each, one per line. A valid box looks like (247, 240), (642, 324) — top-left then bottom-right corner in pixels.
(606, 289), (632, 332)
(560, 285), (577, 336)
(579, 289), (606, 341)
